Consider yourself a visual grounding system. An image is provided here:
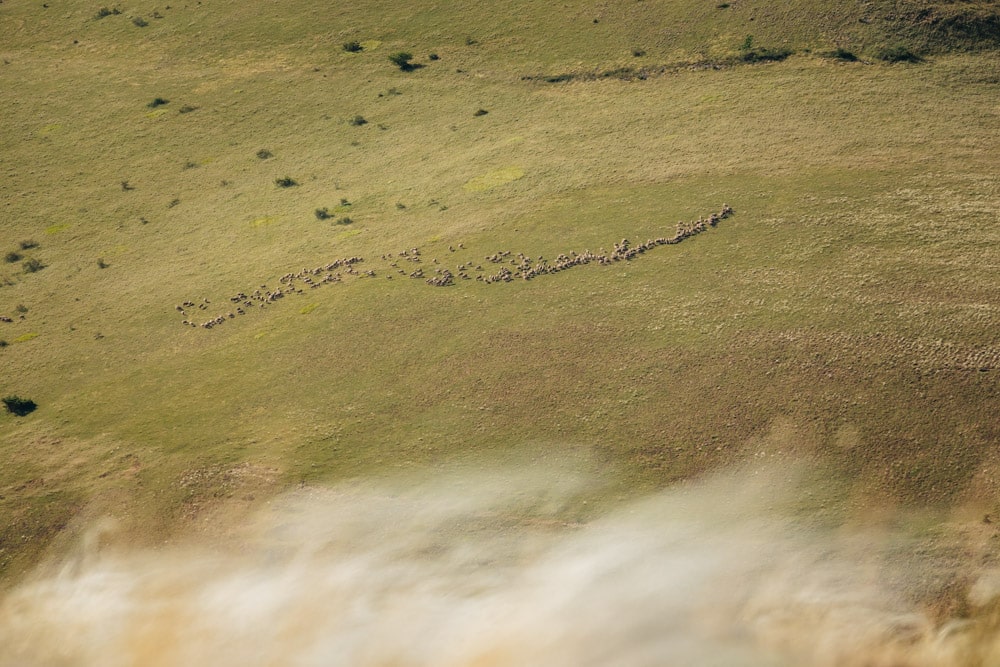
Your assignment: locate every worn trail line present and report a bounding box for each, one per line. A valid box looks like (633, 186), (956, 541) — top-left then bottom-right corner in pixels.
(176, 205), (734, 331)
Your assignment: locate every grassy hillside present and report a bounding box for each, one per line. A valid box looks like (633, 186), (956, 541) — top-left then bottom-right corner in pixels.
(1, 0), (999, 592)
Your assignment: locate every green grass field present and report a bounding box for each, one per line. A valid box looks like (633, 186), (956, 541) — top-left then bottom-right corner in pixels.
(1, 0), (999, 616)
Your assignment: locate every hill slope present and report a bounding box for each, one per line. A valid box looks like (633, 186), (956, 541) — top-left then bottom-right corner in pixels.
(0, 0), (999, 594)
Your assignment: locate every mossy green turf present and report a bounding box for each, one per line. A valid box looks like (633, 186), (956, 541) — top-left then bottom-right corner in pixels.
(1, 0), (999, 582)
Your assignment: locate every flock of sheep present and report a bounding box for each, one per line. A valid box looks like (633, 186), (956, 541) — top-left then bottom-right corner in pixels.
(177, 205), (733, 330)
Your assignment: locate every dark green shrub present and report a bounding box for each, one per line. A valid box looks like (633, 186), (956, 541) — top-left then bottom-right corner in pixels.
(94, 6), (121, 19)
(19, 240), (38, 250)
(167, 198), (180, 208)
(343, 41), (362, 52)
(132, 16), (148, 27)
(740, 35), (754, 51)
(878, 46), (922, 63)
(388, 52), (414, 71)
(349, 115), (368, 126)
(4, 251), (22, 263)
(473, 108), (488, 116)
(340, 198), (351, 206)
(315, 207), (331, 220)
(826, 47), (858, 61)
(3, 395), (37, 416)
(0, 340), (8, 348)
(336, 216), (353, 225)
(121, 180), (134, 191)
(256, 149), (273, 159)
(632, 48), (646, 57)
(97, 257), (109, 268)
(275, 176), (298, 188)
(428, 53), (440, 61)
(178, 105), (198, 113)
(717, 3), (730, 8)
(147, 97), (169, 108)
(15, 304), (27, 313)
(740, 47), (794, 63)
(23, 258), (44, 273)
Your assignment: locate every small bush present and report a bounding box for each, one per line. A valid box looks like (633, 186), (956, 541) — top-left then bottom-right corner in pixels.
(121, 180), (134, 190)
(632, 48), (646, 57)
(4, 251), (22, 263)
(342, 41), (362, 52)
(97, 257), (109, 268)
(23, 258), (44, 273)
(717, 3), (730, 8)
(826, 47), (858, 61)
(740, 47), (794, 63)
(2, 395), (37, 416)
(878, 45), (921, 63)
(336, 216), (353, 225)
(395, 202), (406, 209)
(256, 149), (273, 159)
(428, 53), (440, 61)
(167, 198), (180, 208)
(740, 35), (754, 51)
(19, 240), (38, 250)
(473, 108), (488, 116)
(275, 176), (298, 188)
(94, 6), (121, 19)
(132, 16), (148, 27)
(348, 115), (368, 126)
(0, 340), (8, 348)
(15, 304), (27, 313)
(340, 198), (351, 206)
(183, 160), (198, 169)
(315, 207), (331, 220)
(147, 97), (169, 108)
(178, 105), (198, 113)
(388, 52), (414, 71)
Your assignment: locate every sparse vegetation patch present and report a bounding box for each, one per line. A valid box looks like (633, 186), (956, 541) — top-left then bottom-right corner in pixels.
(22, 258), (44, 273)
(94, 6), (121, 19)
(740, 46), (794, 63)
